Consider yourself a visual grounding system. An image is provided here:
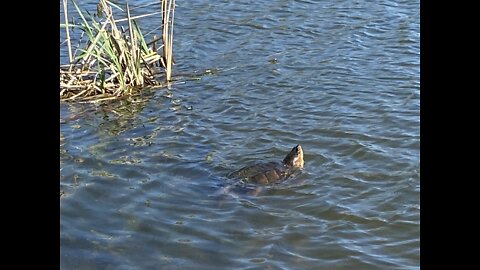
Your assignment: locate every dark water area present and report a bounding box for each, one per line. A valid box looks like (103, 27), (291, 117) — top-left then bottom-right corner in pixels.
(60, 0), (419, 269)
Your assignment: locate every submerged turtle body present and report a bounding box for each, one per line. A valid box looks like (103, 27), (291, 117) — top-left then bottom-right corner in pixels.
(229, 145), (304, 184)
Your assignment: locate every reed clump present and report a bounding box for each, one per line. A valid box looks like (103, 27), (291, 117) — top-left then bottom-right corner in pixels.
(60, 0), (175, 102)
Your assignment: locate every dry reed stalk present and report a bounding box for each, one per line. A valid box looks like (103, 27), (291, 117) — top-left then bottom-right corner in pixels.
(64, 89), (89, 101)
(114, 11), (162, 23)
(83, 96), (121, 103)
(161, 0), (175, 81)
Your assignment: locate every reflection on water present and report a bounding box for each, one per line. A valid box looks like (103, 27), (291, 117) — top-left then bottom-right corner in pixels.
(61, 0), (419, 269)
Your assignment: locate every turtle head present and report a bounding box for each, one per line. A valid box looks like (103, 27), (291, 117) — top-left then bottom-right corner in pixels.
(283, 145), (304, 168)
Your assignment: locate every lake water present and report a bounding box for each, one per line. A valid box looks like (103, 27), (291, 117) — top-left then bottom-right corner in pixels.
(60, 0), (420, 269)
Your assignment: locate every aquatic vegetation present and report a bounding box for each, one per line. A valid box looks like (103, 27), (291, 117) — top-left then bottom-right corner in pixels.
(60, 0), (176, 102)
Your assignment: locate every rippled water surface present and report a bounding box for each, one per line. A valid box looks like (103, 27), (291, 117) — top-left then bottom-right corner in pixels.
(60, 0), (419, 269)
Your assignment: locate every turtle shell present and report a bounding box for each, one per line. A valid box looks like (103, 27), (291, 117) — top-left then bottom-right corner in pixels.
(228, 145), (304, 184)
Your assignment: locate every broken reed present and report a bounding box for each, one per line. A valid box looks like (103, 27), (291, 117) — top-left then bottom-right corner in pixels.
(60, 0), (175, 101)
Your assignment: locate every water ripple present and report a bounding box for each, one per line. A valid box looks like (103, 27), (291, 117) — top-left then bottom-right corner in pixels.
(61, 0), (419, 269)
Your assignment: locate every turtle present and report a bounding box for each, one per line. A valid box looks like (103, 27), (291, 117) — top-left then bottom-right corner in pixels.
(228, 145), (304, 185)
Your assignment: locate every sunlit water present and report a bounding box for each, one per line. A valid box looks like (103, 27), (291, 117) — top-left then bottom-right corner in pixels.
(60, 0), (419, 269)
